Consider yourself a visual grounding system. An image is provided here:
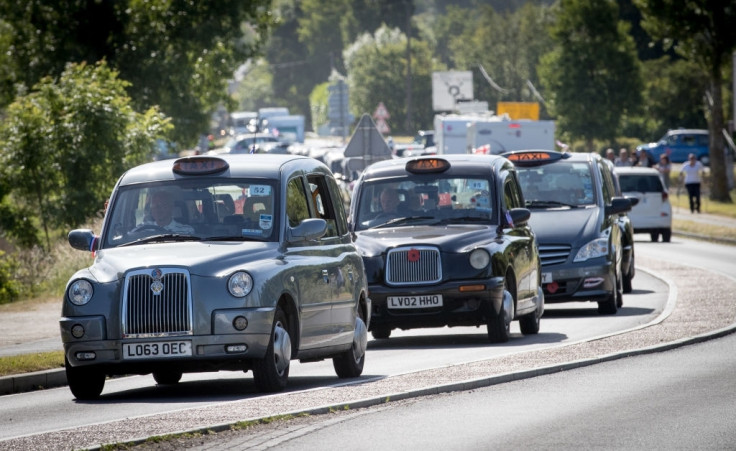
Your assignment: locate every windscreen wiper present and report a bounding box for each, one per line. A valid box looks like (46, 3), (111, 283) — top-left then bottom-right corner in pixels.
(372, 216), (435, 228)
(526, 200), (578, 208)
(120, 234), (201, 246)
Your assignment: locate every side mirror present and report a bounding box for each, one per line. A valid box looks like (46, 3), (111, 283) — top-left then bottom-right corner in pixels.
(508, 208), (531, 226)
(605, 197), (632, 216)
(626, 196), (640, 207)
(287, 218), (327, 243)
(68, 229), (98, 252)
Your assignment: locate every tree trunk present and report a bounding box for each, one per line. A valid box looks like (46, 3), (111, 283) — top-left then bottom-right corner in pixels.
(707, 56), (732, 202)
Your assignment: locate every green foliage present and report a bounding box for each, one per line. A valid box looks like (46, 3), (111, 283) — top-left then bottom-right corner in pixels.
(0, 61), (171, 249)
(309, 82), (329, 132)
(539, 0), (643, 146)
(0, 251), (20, 304)
(344, 25), (436, 133)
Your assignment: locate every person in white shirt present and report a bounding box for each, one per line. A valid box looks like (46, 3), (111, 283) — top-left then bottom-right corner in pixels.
(679, 153), (705, 213)
(146, 190), (195, 233)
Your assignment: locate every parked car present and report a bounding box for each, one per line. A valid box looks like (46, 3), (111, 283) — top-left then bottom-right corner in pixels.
(348, 154), (545, 343)
(504, 150), (632, 314)
(606, 161), (639, 293)
(62, 154), (370, 399)
(615, 166), (673, 242)
(393, 130), (436, 157)
(636, 129), (710, 165)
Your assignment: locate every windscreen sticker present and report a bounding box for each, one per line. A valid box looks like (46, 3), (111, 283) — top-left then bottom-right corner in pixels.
(259, 214), (273, 230)
(468, 180), (487, 190)
(241, 229), (262, 236)
(249, 185), (271, 196)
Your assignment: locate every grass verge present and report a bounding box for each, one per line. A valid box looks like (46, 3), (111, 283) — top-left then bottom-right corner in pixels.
(0, 351), (64, 377)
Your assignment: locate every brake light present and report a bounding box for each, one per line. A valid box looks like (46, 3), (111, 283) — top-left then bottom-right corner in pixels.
(662, 191), (669, 202)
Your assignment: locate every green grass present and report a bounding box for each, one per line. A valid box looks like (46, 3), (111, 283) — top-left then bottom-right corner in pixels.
(0, 351), (64, 377)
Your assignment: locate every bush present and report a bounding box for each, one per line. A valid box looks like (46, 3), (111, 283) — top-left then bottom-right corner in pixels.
(0, 251), (20, 304)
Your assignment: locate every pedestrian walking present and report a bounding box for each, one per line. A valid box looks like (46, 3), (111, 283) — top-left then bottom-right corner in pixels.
(679, 153), (705, 213)
(656, 154), (672, 189)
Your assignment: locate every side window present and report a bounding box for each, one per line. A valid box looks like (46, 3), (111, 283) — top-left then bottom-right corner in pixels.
(597, 161), (614, 204)
(286, 177), (310, 227)
(504, 173), (524, 209)
(326, 176), (348, 236)
(307, 174), (339, 238)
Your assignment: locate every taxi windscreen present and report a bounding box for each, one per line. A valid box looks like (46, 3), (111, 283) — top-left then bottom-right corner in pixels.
(516, 161), (596, 208)
(354, 175), (497, 230)
(103, 179), (277, 247)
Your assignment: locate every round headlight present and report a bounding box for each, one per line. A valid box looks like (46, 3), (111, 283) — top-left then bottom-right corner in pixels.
(68, 279), (93, 305)
(228, 271), (253, 297)
(469, 249), (490, 270)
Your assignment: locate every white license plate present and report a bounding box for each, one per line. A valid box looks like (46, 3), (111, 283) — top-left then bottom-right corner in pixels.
(123, 341), (192, 360)
(387, 294), (443, 309)
(542, 272), (553, 283)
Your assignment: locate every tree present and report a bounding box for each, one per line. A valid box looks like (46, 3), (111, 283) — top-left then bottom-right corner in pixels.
(634, 0), (736, 202)
(0, 61), (171, 250)
(0, 0), (273, 145)
(538, 0), (643, 148)
(344, 26), (435, 134)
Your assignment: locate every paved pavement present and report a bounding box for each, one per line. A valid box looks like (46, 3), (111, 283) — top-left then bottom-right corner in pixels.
(1, 205), (735, 396)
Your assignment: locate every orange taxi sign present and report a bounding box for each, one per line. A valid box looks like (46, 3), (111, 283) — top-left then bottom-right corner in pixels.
(173, 157), (229, 175)
(406, 158), (451, 173)
(506, 152), (554, 162)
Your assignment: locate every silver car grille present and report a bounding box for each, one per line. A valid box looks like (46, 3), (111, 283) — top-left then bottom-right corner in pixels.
(538, 244), (571, 266)
(386, 246), (442, 285)
(122, 269), (193, 338)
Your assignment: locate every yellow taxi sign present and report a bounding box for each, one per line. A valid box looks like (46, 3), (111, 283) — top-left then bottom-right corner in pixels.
(506, 152), (554, 162)
(406, 158), (451, 173)
(503, 150), (567, 165)
(173, 156), (229, 175)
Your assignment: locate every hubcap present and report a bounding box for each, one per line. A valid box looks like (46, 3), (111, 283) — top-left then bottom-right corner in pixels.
(352, 317), (368, 363)
(272, 321), (291, 375)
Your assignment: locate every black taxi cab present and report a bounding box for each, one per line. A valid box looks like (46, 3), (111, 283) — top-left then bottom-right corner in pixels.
(503, 150), (632, 314)
(348, 155), (544, 343)
(62, 154), (370, 399)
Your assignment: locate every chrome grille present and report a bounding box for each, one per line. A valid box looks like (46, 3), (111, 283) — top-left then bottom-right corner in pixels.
(386, 246), (441, 285)
(122, 269), (193, 338)
(538, 244), (571, 266)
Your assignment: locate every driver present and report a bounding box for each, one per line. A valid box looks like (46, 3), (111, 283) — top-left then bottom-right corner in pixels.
(144, 189), (194, 234)
(379, 188), (400, 214)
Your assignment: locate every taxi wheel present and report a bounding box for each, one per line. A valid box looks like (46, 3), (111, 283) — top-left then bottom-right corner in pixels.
(333, 310), (367, 378)
(371, 328), (391, 339)
(487, 281), (513, 343)
(623, 254), (634, 294)
(65, 357), (105, 400)
(153, 370), (182, 385)
(253, 307), (291, 393)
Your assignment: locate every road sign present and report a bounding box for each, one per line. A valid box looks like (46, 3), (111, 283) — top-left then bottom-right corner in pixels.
(343, 114), (392, 171)
(497, 102), (540, 120)
(432, 71), (473, 112)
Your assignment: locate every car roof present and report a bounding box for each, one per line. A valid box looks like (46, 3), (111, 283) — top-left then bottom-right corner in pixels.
(667, 129), (707, 135)
(359, 154), (511, 179)
(118, 154), (321, 186)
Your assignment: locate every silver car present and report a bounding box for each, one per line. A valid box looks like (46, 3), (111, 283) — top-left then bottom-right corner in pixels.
(62, 154), (370, 399)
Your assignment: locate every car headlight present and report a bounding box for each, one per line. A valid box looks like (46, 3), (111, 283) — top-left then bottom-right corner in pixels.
(68, 279), (93, 305)
(574, 238), (609, 262)
(228, 271), (253, 297)
(469, 249), (490, 269)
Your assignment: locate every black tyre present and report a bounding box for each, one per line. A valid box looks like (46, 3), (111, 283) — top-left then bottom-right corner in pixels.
(623, 254), (634, 294)
(153, 370), (183, 385)
(65, 357), (105, 400)
(598, 270), (621, 315)
(662, 228), (671, 243)
(487, 281), (513, 343)
(650, 232), (660, 242)
(333, 310), (367, 378)
(252, 307), (291, 393)
(519, 310), (540, 335)
(371, 327), (391, 340)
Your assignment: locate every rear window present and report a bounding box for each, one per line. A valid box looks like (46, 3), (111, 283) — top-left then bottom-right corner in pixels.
(619, 174), (663, 193)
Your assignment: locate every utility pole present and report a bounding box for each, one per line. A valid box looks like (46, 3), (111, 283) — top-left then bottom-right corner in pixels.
(405, 0), (413, 134)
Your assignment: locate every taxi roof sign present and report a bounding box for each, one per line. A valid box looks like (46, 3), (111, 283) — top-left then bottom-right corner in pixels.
(173, 156), (229, 175)
(502, 150), (568, 165)
(406, 158), (451, 173)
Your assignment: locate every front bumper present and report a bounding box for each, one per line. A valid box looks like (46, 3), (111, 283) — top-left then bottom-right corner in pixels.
(541, 261), (614, 303)
(60, 307), (274, 375)
(368, 277), (504, 331)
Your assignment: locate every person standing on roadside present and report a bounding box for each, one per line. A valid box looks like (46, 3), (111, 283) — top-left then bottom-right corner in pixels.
(680, 153), (705, 213)
(656, 154), (672, 189)
(605, 148), (616, 163)
(615, 148), (633, 167)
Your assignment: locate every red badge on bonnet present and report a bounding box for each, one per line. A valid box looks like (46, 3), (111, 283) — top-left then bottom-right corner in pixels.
(407, 248), (420, 262)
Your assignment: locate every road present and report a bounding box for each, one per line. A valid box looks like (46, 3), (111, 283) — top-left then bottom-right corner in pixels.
(0, 234), (733, 449)
(244, 332), (736, 451)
